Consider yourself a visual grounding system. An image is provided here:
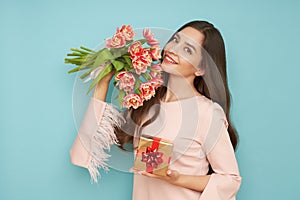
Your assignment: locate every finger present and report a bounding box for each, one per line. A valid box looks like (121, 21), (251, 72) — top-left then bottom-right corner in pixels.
(141, 171), (160, 178)
(130, 168), (144, 175)
(166, 169), (172, 176)
(166, 169), (179, 179)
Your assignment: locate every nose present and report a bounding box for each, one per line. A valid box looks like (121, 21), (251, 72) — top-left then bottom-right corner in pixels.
(165, 42), (182, 56)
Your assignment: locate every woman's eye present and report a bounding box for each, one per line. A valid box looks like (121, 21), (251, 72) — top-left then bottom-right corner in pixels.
(172, 36), (178, 43)
(184, 47), (192, 55)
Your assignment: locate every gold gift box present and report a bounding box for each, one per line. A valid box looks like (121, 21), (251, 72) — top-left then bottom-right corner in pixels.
(133, 135), (173, 176)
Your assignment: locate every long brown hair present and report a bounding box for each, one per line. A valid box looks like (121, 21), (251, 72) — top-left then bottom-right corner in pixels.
(115, 20), (239, 150)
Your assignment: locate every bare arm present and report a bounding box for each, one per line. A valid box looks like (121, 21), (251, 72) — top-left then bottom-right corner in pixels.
(172, 173), (211, 192)
(141, 170), (210, 192)
(92, 70), (115, 101)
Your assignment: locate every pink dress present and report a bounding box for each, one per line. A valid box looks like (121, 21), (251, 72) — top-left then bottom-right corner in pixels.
(70, 96), (241, 200)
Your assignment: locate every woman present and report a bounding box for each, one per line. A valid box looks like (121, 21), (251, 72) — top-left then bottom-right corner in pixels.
(70, 20), (242, 199)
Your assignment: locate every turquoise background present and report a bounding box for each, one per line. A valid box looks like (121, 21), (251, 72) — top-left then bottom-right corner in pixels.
(1, 0), (299, 199)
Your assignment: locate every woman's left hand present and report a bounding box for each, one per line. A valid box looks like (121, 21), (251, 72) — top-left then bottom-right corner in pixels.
(140, 169), (180, 185)
(137, 169), (211, 192)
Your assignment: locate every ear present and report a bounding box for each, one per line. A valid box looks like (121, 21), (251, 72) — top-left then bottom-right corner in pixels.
(194, 69), (205, 76)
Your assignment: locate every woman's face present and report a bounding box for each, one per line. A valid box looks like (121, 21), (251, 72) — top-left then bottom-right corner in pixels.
(162, 27), (205, 78)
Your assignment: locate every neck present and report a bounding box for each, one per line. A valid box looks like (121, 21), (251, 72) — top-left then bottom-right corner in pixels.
(163, 74), (200, 102)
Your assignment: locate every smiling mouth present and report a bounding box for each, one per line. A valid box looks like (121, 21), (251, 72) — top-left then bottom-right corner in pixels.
(163, 54), (178, 64)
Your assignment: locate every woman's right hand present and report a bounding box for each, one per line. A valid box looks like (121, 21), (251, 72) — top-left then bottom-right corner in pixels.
(93, 69), (116, 101)
(98, 69), (116, 85)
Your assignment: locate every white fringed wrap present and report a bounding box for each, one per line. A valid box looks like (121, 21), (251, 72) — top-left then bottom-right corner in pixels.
(87, 103), (125, 183)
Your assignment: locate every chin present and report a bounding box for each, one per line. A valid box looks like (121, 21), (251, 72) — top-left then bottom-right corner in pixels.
(162, 68), (181, 77)
(161, 64), (173, 73)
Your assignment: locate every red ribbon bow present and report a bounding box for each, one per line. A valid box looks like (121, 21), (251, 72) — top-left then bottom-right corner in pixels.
(141, 137), (164, 173)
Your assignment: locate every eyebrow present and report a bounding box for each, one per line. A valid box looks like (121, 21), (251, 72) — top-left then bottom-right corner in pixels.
(185, 42), (197, 52)
(174, 33), (180, 39)
(175, 33), (197, 52)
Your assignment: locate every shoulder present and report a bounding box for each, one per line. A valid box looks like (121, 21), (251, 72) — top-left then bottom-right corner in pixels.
(211, 101), (226, 117)
(196, 96), (228, 128)
(211, 102), (229, 129)
(195, 95), (221, 113)
(199, 100), (230, 153)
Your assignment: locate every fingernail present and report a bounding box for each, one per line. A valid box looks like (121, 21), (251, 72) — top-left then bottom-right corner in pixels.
(167, 170), (171, 175)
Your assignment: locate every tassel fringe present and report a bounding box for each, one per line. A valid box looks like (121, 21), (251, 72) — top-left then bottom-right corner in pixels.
(87, 103), (124, 183)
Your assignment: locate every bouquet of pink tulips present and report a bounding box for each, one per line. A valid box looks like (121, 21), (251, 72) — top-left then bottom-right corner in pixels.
(65, 25), (164, 109)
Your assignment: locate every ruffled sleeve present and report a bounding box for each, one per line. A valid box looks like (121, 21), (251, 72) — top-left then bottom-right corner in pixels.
(69, 97), (124, 183)
(200, 103), (241, 199)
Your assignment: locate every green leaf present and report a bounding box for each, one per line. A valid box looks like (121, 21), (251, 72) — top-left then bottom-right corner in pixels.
(126, 38), (147, 47)
(67, 53), (82, 56)
(80, 46), (93, 52)
(64, 58), (80, 63)
(92, 48), (113, 69)
(82, 55), (96, 67)
(112, 60), (124, 71)
(123, 55), (132, 67)
(134, 78), (142, 93)
(67, 66), (81, 73)
(139, 38), (148, 45)
(70, 48), (90, 55)
(68, 64), (90, 74)
(86, 63), (113, 94)
(141, 72), (152, 81)
(110, 46), (128, 58)
(117, 90), (125, 108)
(79, 67), (95, 79)
(124, 64), (132, 71)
